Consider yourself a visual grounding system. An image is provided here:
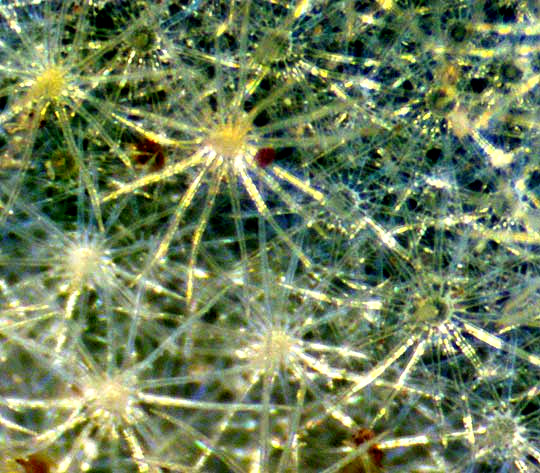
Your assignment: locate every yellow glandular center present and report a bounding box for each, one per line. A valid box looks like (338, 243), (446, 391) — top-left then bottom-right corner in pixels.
(207, 118), (251, 160)
(29, 66), (66, 103)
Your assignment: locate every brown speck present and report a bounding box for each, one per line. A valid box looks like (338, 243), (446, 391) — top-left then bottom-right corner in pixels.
(15, 454), (52, 473)
(131, 137), (166, 171)
(340, 428), (384, 473)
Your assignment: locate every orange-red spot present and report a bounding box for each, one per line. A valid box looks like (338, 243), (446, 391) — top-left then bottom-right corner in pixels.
(254, 147), (276, 168)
